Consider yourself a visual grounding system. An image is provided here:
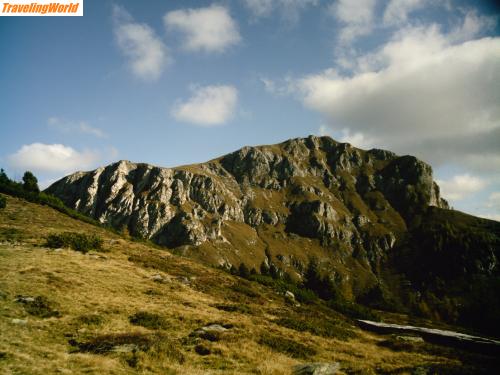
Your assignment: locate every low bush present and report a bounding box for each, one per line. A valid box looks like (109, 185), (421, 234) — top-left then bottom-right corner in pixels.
(230, 282), (260, 298)
(274, 316), (354, 340)
(46, 232), (103, 253)
(0, 227), (24, 242)
(195, 344), (211, 356)
(0, 195), (6, 209)
(377, 336), (424, 352)
(129, 311), (168, 330)
(69, 332), (185, 367)
(76, 314), (104, 326)
(17, 295), (61, 318)
(0, 169), (103, 227)
(258, 333), (316, 359)
(214, 303), (252, 314)
(248, 274), (317, 304)
(69, 332), (155, 354)
(327, 298), (381, 321)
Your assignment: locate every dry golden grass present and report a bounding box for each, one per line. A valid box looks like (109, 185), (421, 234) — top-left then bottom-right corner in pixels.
(0, 195), (491, 374)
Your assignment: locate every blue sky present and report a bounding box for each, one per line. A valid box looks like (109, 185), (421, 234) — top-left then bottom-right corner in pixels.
(1, 0), (499, 220)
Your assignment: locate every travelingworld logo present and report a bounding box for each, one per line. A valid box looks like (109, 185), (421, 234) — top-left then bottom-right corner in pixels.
(1, 0), (83, 16)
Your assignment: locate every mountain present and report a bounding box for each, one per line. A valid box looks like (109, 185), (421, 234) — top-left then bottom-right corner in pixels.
(46, 136), (447, 266)
(46, 136), (500, 335)
(3, 195), (500, 374)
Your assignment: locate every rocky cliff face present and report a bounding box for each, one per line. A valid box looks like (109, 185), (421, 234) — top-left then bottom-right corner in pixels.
(45, 135), (500, 335)
(46, 136), (449, 289)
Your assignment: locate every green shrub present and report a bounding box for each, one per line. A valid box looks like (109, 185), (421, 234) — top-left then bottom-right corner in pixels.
(0, 195), (6, 209)
(0, 169), (102, 227)
(46, 232), (103, 253)
(248, 274), (317, 304)
(230, 282), (260, 298)
(238, 263), (250, 278)
(378, 339), (419, 352)
(214, 303), (252, 314)
(129, 311), (168, 330)
(69, 332), (155, 354)
(22, 171), (39, 193)
(69, 332), (185, 366)
(327, 298), (381, 321)
(258, 333), (316, 359)
(77, 314), (104, 326)
(0, 227), (24, 242)
(274, 316), (354, 340)
(17, 296), (61, 318)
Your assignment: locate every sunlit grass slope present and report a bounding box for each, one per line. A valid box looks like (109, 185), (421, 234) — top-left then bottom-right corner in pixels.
(0, 194), (496, 374)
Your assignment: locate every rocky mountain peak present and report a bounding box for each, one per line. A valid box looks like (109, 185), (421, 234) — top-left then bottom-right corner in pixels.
(46, 136), (448, 278)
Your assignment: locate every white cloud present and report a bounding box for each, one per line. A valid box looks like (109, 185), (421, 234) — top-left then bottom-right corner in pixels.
(261, 76), (295, 96)
(436, 174), (487, 201)
(243, 0), (318, 24)
(338, 129), (376, 149)
(486, 192), (500, 210)
(448, 10), (497, 43)
(243, 0), (274, 18)
(318, 125), (376, 149)
(329, 0), (376, 44)
(113, 5), (169, 81)
(8, 143), (100, 174)
(293, 26), (500, 168)
(48, 117), (106, 138)
(383, 0), (427, 26)
(479, 213), (500, 222)
(172, 85), (238, 126)
(164, 5), (240, 53)
(318, 124), (332, 137)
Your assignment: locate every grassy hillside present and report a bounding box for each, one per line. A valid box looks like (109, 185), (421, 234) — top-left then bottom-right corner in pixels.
(0, 194), (498, 374)
(387, 207), (500, 337)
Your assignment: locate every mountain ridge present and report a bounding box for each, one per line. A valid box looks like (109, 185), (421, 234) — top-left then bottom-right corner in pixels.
(46, 135), (448, 251)
(45, 135), (500, 335)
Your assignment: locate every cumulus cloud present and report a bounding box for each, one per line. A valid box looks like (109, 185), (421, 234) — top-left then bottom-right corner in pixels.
(164, 5), (240, 53)
(48, 117), (106, 138)
(486, 192), (500, 210)
(8, 143), (100, 174)
(243, 0), (318, 24)
(318, 125), (376, 149)
(479, 213), (500, 222)
(436, 174), (487, 201)
(383, 0), (428, 26)
(329, 0), (376, 44)
(293, 25), (500, 168)
(113, 5), (169, 81)
(172, 85), (238, 126)
(448, 10), (498, 43)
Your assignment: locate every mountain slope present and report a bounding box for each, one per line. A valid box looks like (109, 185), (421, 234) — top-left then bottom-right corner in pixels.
(45, 136), (500, 334)
(1, 194), (499, 374)
(46, 136), (446, 279)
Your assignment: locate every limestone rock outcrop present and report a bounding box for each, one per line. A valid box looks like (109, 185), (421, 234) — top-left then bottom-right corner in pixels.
(46, 135), (448, 276)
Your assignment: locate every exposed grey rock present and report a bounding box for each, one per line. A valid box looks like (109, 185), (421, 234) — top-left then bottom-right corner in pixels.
(150, 274), (167, 283)
(286, 200), (340, 243)
(46, 136), (448, 274)
(293, 362), (340, 375)
(284, 290), (295, 301)
(358, 320), (500, 355)
(11, 318), (28, 325)
(176, 276), (192, 285)
(196, 324), (228, 334)
(15, 296), (35, 303)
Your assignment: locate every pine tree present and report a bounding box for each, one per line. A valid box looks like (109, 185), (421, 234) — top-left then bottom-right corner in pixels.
(22, 171), (39, 193)
(238, 263), (250, 279)
(260, 261), (270, 275)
